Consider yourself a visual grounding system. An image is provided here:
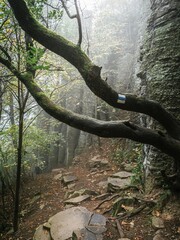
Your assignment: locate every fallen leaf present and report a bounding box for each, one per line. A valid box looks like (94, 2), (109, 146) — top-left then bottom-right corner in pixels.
(121, 204), (134, 212)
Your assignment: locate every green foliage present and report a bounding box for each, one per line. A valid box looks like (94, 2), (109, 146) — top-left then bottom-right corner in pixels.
(26, 46), (50, 70)
(131, 146), (144, 186)
(112, 141), (144, 187)
(0, 123), (64, 188)
(48, 9), (63, 20)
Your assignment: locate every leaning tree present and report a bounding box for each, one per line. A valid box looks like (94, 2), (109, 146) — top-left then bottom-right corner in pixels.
(0, 0), (180, 189)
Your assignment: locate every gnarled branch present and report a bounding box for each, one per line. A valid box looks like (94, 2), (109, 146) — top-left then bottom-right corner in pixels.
(0, 55), (180, 160)
(7, 0), (180, 140)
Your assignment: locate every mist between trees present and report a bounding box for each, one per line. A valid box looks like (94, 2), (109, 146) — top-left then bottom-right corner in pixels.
(0, 0), (180, 233)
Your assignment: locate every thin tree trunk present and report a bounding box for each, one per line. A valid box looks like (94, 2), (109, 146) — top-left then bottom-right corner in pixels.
(13, 110), (24, 232)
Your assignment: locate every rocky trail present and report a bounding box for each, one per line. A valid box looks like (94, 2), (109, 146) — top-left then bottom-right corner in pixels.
(1, 141), (180, 240)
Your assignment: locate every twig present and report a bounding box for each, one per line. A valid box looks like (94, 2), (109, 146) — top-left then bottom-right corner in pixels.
(115, 219), (125, 238)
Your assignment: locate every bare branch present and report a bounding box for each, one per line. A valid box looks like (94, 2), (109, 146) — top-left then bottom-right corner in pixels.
(61, 0), (82, 46)
(74, 0), (82, 46)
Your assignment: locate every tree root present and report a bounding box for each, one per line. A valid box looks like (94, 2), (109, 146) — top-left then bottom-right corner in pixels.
(94, 194), (119, 210)
(117, 203), (147, 219)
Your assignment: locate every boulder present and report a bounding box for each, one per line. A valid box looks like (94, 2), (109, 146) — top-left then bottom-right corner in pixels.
(46, 207), (107, 240)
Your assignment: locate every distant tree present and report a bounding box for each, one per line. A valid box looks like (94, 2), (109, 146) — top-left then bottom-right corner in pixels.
(0, 0), (180, 191)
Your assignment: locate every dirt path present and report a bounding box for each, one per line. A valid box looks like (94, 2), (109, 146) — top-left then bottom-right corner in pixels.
(1, 142), (180, 240)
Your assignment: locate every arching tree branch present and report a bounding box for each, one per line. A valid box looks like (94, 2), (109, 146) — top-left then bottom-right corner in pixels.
(0, 55), (180, 160)
(7, 0), (180, 140)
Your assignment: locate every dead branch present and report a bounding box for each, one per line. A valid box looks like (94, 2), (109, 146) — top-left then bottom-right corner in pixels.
(115, 219), (125, 238)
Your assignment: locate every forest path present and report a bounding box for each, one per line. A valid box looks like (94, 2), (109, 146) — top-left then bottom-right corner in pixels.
(1, 140), (180, 240)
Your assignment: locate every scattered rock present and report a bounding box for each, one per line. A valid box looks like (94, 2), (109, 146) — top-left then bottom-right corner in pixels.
(108, 177), (131, 192)
(152, 216), (165, 229)
(33, 225), (51, 240)
(53, 173), (62, 181)
(62, 175), (77, 185)
(67, 183), (76, 189)
(43, 222), (51, 230)
(153, 230), (165, 240)
(107, 171), (134, 192)
(45, 207), (106, 240)
(111, 171), (134, 178)
(64, 195), (90, 205)
(88, 155), (109, 169)
(66, 189), (99, 199)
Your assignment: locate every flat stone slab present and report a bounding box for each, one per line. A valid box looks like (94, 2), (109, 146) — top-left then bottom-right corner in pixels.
(62, 175), (77, 185)
(111, 171), (134, 179)
(64, 195), (90, 205)
(67, 189), (98, 199)
(108, 177), (131, 192)
(88, 155), (109, 169)
(48, 207), (106, 240)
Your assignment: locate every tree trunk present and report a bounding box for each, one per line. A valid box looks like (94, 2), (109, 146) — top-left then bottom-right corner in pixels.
(13, 110), (24, 232)
(139, 0), (180, 191)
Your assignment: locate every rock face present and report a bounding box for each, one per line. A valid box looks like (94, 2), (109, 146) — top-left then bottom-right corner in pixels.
(139, 0), (180, 190)
(33, 207), (107, 240)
